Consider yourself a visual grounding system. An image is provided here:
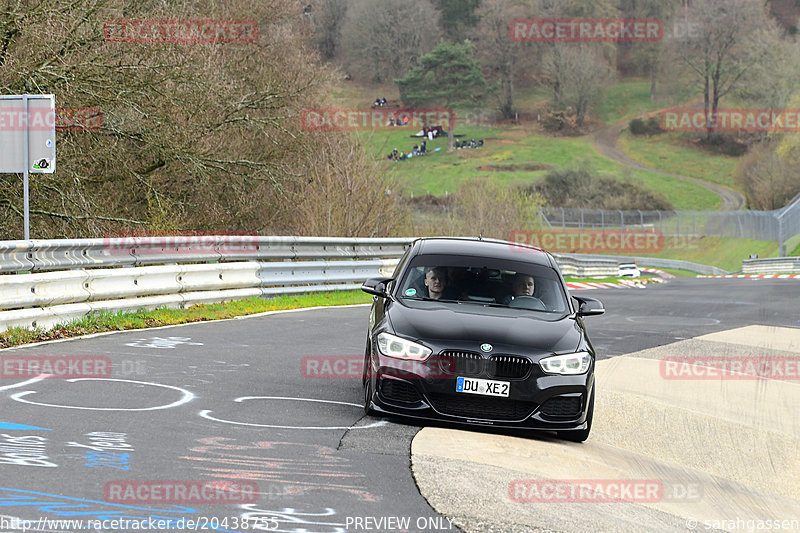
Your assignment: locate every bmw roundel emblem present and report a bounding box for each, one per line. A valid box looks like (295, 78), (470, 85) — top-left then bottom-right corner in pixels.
(480, 343), (493, 353)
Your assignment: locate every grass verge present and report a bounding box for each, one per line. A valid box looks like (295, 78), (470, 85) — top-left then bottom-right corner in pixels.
(617, 131), (741, 190)
(597, 79), (696, 125)
(0, 291), (372, 349)
(655, 267), (700, 278)
(619, 236), (778, 272)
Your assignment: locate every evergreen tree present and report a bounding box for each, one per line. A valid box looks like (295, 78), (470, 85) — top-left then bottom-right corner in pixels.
(395, 40), (488, 108)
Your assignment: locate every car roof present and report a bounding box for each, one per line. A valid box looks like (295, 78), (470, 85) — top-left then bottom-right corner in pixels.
(411, 237), (553, 267)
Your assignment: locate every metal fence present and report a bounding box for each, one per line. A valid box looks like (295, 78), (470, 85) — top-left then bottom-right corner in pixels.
(540, 193), (800, 256)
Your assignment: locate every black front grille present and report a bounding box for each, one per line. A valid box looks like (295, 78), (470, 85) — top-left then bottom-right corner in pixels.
(427, 393), (536, 421)
(438, 351), (531, 379)
(380, 380), (422, 404)
(489, 355), (531, 379)
(540, 396), (582, 417)
(438, 351), (483, 376)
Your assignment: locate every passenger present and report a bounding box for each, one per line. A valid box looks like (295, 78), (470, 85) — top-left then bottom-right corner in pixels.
(503, 273), (535, 305)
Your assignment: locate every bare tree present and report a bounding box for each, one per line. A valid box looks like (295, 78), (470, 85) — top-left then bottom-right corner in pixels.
(289, 133), (407, 237)
(671, 0), (779, 140)
(519, 0), (614, 124)
(311, 0), (349, 60)
(542, 43), (612, 126)
(618, 0), (682, 99)
(471, 0), (530, 119)
(338, 0), (440, 83)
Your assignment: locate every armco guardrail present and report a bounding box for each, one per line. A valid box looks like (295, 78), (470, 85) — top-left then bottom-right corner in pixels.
(0, 236), (409, 332)
(742, 256), (800, 274)
(554, 253), (728, 276)
(0, 259), (400, 331)
(550, 254), (619, 278)
(0, 236), (727, 333)
(0, 236), (411, 273)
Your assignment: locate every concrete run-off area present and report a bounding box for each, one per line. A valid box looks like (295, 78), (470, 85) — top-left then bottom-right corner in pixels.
(411, 325), (800, 533)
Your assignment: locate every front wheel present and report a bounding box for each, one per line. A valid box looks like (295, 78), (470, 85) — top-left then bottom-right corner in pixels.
(363, 343), (375, 415)
(363, 369), (375, 415)
(557, 384), (594, 443)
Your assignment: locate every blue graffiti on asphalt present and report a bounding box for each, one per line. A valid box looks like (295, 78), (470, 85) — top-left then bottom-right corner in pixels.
(0, 422), (51, 431)
(0, 487), (243, 532)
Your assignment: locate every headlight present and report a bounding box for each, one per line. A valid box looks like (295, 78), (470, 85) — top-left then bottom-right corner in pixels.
(539, 352), (592, 375)
(376, 333), (432, 361)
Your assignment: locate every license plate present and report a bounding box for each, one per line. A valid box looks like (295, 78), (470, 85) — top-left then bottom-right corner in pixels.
(456, 376), (509, 397)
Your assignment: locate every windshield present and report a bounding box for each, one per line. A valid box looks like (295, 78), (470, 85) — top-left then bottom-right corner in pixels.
(397, 255), (569, 314)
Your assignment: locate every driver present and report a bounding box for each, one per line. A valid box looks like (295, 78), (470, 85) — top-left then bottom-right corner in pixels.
(503, 273), (535, 305)
(424, 267), (448, 299)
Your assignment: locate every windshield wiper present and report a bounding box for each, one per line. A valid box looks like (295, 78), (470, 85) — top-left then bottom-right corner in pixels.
(402, 296), (459, 303)
(455, 300), (507, 308)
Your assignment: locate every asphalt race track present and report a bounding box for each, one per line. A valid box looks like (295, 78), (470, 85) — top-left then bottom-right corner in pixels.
(0, 277), (798, 533)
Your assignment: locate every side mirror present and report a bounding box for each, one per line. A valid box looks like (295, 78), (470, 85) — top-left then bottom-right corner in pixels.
(361, 277), (394, 299)
(574, 295), (605, 317)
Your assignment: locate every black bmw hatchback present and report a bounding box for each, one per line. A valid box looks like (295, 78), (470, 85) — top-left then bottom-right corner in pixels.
(361, 237), (604, 442)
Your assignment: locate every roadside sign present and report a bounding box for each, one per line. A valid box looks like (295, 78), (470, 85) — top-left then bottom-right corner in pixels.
(0, 94), (56, 173)
(0, 94), (57, 239)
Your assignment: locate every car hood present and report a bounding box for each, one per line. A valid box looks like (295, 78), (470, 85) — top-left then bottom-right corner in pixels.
(388, 301), (582, 355)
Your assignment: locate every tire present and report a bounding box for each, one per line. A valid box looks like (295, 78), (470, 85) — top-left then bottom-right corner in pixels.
(362, 337), (370, 387)
(557, 384), (594, 443)
(363, 340), (375, 415)
(363, 368), (375, 416)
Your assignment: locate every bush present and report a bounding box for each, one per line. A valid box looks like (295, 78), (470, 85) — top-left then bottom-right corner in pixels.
(646, 117), (663, 135)
(541, 108), (582, 134)
(629, 118), (648, 135)
(403, 178), (543, 239)
(629, 117), (663, 136)
(734, 144), (800, 210)
(530, 161), (673, 210)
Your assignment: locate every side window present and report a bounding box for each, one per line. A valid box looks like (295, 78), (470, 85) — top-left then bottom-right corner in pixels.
(388, 247), (413, 291)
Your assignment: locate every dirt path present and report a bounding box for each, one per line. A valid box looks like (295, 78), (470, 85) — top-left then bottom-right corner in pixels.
(593, 121), (745, 210)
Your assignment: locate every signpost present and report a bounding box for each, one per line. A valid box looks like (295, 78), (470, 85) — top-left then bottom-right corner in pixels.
(0, 94), (57, 239)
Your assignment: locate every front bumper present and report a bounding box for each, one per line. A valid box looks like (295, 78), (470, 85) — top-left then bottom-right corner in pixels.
(366, 350), (594, 431)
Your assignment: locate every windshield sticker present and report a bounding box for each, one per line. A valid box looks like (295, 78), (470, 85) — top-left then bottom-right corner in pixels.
(404, 288), (417, 297)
